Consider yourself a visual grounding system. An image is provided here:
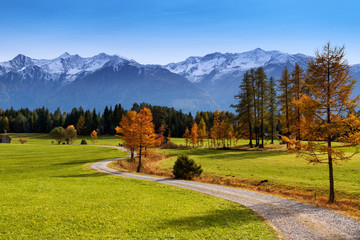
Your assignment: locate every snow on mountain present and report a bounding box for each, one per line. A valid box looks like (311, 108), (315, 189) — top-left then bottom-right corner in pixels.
(165, 48), (309, 83)
(0, 53), (133, 83)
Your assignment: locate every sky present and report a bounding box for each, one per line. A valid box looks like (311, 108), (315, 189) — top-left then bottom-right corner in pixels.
(0, 0), (359, 64)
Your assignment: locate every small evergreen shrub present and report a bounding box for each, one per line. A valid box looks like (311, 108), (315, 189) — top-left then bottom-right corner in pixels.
(81, 139), (87, 145)
(173, 155), (203, 180)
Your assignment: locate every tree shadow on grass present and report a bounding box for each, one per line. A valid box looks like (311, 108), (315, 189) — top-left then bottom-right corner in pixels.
(158, 209), (260, 231)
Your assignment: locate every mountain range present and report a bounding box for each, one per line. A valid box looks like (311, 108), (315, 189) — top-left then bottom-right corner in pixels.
(0, 49), (359, 112)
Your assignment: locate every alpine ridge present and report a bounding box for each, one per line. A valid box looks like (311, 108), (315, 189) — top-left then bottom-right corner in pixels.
(0, 49), (359, 112)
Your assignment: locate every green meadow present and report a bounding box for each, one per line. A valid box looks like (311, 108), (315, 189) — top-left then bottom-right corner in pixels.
(156, 147), (360, 199)
(0, 137), (277, 239)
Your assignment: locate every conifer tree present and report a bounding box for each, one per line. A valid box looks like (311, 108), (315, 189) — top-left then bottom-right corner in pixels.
(115, 110), (138, 160)
(278, 66), (292, 137)
(268, 77), (277, 144)
(183, 127), (191, 147)
(284, 43), (360, 203)
(197, 117), (207, 146)
(190, 122), (198, 147)
(290, 63), (304, 141)
(255, 67), (268, 148)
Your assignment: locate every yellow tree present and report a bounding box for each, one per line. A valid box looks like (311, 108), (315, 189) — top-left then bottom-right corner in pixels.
(197, 117), (207, 146)
(115, 110), (138, 160)
(290, 64), (305, 141)
(135, 108), (156, 172)
(156, 124), (165, 146)
(190, 122), (198, 147)
(285, 43), (360, 203)
(183, 127), (191, 147)
(90, 130), (98, 144)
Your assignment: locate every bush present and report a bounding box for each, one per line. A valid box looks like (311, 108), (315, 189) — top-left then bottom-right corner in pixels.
(81, 139), (87, 145)
(18, 138), (27, 144)
(173, 155), (203, 180)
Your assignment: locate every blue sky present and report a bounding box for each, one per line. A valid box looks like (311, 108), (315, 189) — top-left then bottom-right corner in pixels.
(0, 0), (359, 64)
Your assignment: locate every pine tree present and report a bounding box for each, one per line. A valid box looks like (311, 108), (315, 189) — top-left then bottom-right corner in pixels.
(290, 63), (304, 141)
(255, 67), (268, 148)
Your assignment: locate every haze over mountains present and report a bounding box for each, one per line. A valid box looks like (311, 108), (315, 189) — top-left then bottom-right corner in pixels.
(0, 49), (359, 112)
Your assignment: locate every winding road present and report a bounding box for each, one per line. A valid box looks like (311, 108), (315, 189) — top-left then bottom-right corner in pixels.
(91, 146), (360, 240)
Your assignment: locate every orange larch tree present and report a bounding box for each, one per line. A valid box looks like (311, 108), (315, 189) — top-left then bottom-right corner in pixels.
(115, 110), (138, 160)
(135, 108), (156, 172)
(197, 117), (207, 146)
(284, 43), (360, 203)
(183, 127), (191, 147)
(190, 121), (198, 147)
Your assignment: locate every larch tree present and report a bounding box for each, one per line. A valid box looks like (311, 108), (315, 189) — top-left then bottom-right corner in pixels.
(284, 43), (360, 203)
(278, 66), (292, 137)
(183, 127), (191, 147)
(197, 117), (207, 146)
(190, 121), (198, 147)
(136, 108), (156, 172)
(290, 63), (305, 141)
(76, 115), (85, 135)
(268, 77), (277, 144)
(115, 110), (138, 160)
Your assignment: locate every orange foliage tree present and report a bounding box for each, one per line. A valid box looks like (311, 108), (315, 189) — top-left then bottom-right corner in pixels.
(190, 121), (198, 147)
(136, 108), (156, 172)
(90, 130), (98, 144)
(115, 110), (138, 160)
(284, 43), (360, 203)
(183, 127), (191, 147)
(197, 117), (207, 146)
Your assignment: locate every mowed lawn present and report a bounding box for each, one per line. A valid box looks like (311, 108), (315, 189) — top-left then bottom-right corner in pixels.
(156, 147), (360, 199)
(0, 143), (277, 239)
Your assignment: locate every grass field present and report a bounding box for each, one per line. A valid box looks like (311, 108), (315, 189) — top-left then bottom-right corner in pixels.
(7, 133), (123, 146)
(156, 147), (360, 201)
(0, 140), (277, 239)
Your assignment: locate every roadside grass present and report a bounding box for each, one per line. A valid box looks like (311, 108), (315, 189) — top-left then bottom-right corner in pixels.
(7, 133), (122, 146)
(0, 143), (277, 239)
(153, 147), (360, 218)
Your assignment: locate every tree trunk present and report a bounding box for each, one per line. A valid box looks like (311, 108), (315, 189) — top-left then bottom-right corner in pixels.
(328, 141), (335, 203)
(137, 145), (142, 172)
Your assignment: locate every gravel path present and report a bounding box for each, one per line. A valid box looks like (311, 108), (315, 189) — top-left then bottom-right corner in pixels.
(91, 146), (360, 240)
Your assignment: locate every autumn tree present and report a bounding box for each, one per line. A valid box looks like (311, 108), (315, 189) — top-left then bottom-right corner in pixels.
(183, 127), (191, 147)
(190, 122), (198, 147)
(285, 43), (360, 203)
(115, 110), (138, 160)
(90, 130), (98, 144)
(278, 66), (292, 138)
(290, 64), (305, 140)
(197, 117), (207, 146)
(65, 125), (77, 144)
(136, 108), (156, 172)
(268, 77), (277, 144)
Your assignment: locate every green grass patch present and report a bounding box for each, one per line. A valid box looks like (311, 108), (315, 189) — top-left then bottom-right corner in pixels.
(8, 133), (123, 146)
(156, 148), (360, 199)
(0, 143), (277, 239)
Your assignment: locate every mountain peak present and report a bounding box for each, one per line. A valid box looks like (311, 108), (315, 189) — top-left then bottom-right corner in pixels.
(58, 52), (70, 59)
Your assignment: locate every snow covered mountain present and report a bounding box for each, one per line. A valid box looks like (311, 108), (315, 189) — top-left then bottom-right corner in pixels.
(0, 50), (359, 113)
(165, 48), (309, 84)
(0, 53), (217, 112)
(165, 48), (310, 110)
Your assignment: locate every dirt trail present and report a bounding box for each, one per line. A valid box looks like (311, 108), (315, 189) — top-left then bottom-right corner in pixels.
(91, 146), (360, 240)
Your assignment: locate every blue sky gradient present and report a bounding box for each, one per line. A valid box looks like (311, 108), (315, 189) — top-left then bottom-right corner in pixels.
(1, 0), (359, 64)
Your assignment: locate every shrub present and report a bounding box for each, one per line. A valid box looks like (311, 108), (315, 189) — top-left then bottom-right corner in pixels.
(81, 139), (87, 145)
(160, 142), (179, 149)
(19, 138), (27, 144)
(173, 155), (203, 180)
